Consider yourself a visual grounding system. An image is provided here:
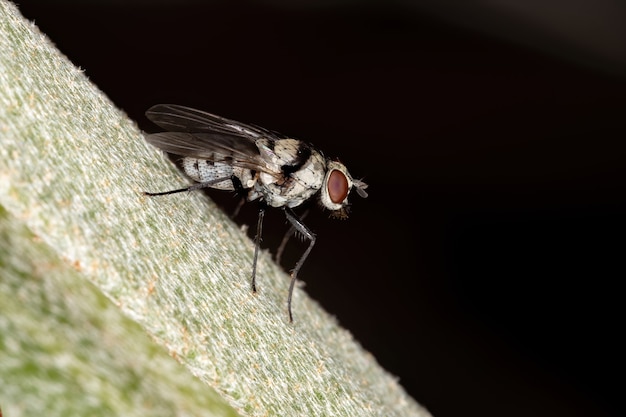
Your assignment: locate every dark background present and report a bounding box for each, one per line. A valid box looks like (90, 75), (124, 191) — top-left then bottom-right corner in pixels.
(16, 1), (626, 416)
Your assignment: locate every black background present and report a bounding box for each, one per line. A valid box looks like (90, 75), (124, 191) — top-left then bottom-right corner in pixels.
(16, 1), (626, 416)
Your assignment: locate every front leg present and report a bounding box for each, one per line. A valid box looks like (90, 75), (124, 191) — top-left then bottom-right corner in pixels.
(275, 209), (309, 265)
(284, 207), (316, 323)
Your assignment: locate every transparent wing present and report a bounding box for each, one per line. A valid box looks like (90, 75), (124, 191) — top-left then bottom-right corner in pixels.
(144, 132), (269, 172)
(145, 104), (281, 175)
(146, 104), (278, 139)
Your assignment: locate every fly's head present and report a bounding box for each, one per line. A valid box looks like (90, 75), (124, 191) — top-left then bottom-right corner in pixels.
(320, 160), (368, 219)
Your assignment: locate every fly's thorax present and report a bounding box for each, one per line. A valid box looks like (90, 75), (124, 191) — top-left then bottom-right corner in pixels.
(256, 142), (327, 208)
(257, 138), (301, 167)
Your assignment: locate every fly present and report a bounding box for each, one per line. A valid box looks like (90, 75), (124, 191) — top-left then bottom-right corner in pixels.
(143, 104), (368, 322)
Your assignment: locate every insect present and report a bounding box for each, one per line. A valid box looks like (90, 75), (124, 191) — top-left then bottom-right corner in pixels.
(143, 104), (368, 322)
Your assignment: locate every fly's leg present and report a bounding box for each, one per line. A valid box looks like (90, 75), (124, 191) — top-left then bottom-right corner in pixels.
(275, 209), (309, 265)
(231, 198), (246, 219)
(284, 207), (316, 323)
(144, 176), (233, 196)
(251, 205), (266, 293)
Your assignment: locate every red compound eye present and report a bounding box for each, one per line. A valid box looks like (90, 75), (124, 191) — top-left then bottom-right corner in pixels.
(328, 169), (349, 204)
